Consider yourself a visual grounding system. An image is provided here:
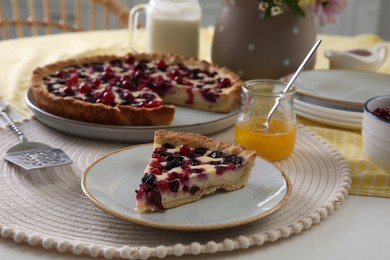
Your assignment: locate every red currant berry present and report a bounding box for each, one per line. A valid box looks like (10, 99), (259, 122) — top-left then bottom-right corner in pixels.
(121, 80), (134, 90)
(179, 144), (190, 156)
(136, 101), (147, 107)
(168, 69), (181, 79)
(101, 91), (115, 104)
(91, 78), (101, 88)
(55, 70), (66, 78)
(219, 78), (231, 87)
(104, 67), (113, 73)
(134, 70), (144, 79)
(101, 71), (114, 81)
(150, 168), (162, 175)
(124, 54), (135, 64)
(174, 76), (183, 84)
(156, 59), (166, 69)
(122, 91), (134, 101)
(66, 75), (79, 86)
(64, 86), (75, 96)
(146, 100), (163, 108)
(78, 83), (91, 94)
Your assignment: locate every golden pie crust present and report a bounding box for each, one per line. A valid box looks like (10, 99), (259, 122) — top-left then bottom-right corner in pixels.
(31, 53), (241, 126)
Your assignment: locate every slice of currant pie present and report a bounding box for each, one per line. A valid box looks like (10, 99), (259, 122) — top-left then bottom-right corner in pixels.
(31, 53), (241, 126)
(135, 130), (257, 212)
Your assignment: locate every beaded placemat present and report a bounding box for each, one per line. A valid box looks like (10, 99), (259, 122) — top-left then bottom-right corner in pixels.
(0, 118), (351, 259)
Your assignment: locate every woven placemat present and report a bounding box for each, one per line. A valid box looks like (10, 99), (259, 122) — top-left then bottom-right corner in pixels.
(0, 118), (351, 259)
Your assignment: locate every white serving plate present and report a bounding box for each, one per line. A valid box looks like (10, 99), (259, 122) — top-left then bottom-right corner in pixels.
(294, 99), (363, 123)
(295, 107), (362, 130)
(285, 70), (390, 108)
(25, 89), (238, 143)
(81, 144), (291, 231)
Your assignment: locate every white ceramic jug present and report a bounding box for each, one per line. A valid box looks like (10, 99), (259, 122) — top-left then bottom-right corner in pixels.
(129, 0), (201, 58)
(325, 43), (387, 72)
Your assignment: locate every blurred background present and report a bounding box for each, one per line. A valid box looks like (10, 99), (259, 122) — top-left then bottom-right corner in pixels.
(0, 0), (389, 40)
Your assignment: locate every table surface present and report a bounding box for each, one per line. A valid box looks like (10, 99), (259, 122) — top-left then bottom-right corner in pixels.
(1, 29), (390, 260)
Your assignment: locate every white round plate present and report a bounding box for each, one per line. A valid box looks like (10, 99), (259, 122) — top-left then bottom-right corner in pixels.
(81, 144), (291, 231)
(296, 107), (362, 130)
(285, 70), (390, 108)
(25, 89), (238, 143)
(295, 93), (363, 113)
(294, 99), (363, 123)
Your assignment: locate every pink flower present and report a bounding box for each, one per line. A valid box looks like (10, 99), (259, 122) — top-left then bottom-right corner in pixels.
(314, 0), (348, 26)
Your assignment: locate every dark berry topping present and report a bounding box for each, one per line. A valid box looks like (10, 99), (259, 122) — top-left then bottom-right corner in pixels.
(190, 186), (200, 195)
(141, 173), (156, 186)
(188, 147), (207, 158)
(146, 189), (162, 207)
(166, 155), (175, 162)
(121, 91), (134, 101)
(190, 159), (201, 166)
(209, 150), (223, 158)
(191, 168), (204, 174)
(55, 71), (66, 78)
(209, 161), (221, 165)
(162, 143), (175, 149)
(222, 155), (245, 166)
(64, 86), (75, 96)
(202, 89), (219, 103)
(135, 183), (164, 210)
(169, 180), (180, 193)
(164, 156), (183, 170)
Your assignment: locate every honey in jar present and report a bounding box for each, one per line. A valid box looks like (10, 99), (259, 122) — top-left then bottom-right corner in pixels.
(235, 80), (297, 161)
(235, 117), (296, 161)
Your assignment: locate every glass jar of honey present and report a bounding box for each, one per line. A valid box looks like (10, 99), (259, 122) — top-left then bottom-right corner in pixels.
(235, 80), (297, 161)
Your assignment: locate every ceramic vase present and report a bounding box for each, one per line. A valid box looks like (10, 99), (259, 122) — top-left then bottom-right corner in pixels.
(211, 0), (317, 80)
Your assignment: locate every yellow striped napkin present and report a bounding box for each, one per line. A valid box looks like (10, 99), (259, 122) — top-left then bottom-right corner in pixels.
(299, 117), (390, 198)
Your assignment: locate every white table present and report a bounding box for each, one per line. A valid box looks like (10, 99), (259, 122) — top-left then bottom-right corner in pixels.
(0, 196), (389, 260)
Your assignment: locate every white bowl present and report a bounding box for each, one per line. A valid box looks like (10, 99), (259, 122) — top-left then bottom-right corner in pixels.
(362, 95), (390, 173)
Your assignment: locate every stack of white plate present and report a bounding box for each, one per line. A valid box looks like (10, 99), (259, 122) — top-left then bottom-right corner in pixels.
(294, 97), (363, 130)
(283, 70), (390, 130)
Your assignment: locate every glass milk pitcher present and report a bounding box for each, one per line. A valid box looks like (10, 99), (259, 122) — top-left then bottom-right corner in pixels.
(129, 0), (201, 58)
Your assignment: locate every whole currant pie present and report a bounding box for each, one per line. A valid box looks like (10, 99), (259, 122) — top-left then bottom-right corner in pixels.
(31, 53), (241, 126)
(135, 130), (257, 212)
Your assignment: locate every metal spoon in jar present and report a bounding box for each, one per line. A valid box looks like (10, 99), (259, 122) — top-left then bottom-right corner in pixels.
(262, 39), (322, 130)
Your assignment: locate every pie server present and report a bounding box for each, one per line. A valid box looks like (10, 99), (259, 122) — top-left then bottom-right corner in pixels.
(0, 101), (73, 170)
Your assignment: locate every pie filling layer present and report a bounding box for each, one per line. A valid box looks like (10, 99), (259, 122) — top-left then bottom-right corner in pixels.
(43, 54), (236, 110)
(135, 141), (251, 212)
